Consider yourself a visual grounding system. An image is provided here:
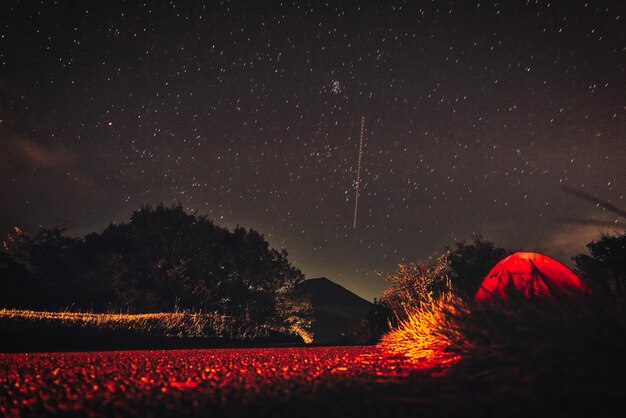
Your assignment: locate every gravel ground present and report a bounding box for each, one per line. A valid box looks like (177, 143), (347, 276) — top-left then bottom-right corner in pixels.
(0, 346), (619, 418)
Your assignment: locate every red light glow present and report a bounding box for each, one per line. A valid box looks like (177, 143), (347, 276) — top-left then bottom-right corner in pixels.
(0, 346), (426, 416)
(475, 252), (588, 301)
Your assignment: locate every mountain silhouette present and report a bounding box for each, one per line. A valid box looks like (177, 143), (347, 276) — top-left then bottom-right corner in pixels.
(297, 277), (373, 344)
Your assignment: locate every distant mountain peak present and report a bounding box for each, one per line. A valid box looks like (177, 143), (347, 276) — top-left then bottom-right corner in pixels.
(299, 277), (370, 304)
(297, 277), (373, 344)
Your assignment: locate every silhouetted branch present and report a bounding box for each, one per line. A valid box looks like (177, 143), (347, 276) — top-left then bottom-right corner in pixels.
(560, 218), (625, 228)
(562, 186), (626, 219)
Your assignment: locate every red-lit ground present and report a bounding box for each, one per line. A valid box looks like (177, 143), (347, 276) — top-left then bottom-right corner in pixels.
(0, 346), (433, 418)
(1, 345), (618, 418)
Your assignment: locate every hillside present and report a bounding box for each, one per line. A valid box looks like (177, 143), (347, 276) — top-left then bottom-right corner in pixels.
(298, 277), (373, 344)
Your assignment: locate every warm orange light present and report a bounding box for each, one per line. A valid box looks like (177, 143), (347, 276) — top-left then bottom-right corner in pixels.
(378, 293), (465, 370)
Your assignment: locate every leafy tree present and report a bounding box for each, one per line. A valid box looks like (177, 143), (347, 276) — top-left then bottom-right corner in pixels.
(1, 227), (84, 310)
(0, 239), (31, 308)
(574, 232), (626, 297)
(92, 205), (216, 312)
(0, 204), (309, 334)
(447, 236), (511, 296)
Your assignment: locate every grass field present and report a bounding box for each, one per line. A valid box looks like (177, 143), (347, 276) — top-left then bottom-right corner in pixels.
(0, 308), (255, 337)
(0, 309), (306, 352)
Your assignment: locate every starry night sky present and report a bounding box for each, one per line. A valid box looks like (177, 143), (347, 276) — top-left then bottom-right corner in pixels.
(1, 1), (624, 301)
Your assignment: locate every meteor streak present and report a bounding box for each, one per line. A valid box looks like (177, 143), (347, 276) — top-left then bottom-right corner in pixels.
(353, 116), (365, 230)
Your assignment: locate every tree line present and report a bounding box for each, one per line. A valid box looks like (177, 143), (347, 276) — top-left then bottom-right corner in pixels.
(0, 204), (309, 333)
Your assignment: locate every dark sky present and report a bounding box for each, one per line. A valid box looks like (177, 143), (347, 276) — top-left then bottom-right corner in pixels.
(1, 1), (624, 301)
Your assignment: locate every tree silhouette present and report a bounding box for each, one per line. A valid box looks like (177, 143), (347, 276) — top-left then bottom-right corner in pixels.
(447, 236), (512, 296)
(0, 204), (308, 332)
(1, 227), (85, 310)
(574, 232), (626, 298)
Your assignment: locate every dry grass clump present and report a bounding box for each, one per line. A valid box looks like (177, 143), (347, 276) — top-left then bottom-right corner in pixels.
(378, 254), (466, 368)
(378, 291), (467, 369)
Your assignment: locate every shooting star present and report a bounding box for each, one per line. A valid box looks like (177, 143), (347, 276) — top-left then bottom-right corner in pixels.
(353, 116), (365, 230)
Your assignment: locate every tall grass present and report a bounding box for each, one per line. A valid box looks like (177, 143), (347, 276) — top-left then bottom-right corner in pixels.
(445, 293), (626, 374)
(379, 287), (626, 414)
(378, 292), (466, 369)
(0, 309), (293, 340)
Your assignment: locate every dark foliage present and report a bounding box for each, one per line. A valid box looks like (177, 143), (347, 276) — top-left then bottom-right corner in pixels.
(442, 291), (626, 417)
(0, 312), (303, 353)
(0, 204), (307, 331)
(367, 299), (393, 340)
(446, 236), (512, 296)
(0, 228), (86, 310)
(340, 299), (393, 345)
(574, 232), (626, 298)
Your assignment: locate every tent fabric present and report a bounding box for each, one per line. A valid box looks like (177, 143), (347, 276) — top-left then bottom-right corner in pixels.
(475, 252), (587, 301)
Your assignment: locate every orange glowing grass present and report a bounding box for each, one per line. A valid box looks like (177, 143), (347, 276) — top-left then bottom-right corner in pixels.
(0, 308), (313, 342)
(378, 293), (467, 370)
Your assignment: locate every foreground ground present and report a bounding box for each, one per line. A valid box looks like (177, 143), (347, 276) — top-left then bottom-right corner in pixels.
(1, 345), (618, 418)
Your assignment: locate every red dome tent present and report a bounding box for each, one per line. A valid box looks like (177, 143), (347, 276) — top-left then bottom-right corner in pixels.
(475, 252), (587, 301)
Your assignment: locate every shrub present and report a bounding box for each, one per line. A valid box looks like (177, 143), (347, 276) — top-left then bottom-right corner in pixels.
(380, 253), (451, 321)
